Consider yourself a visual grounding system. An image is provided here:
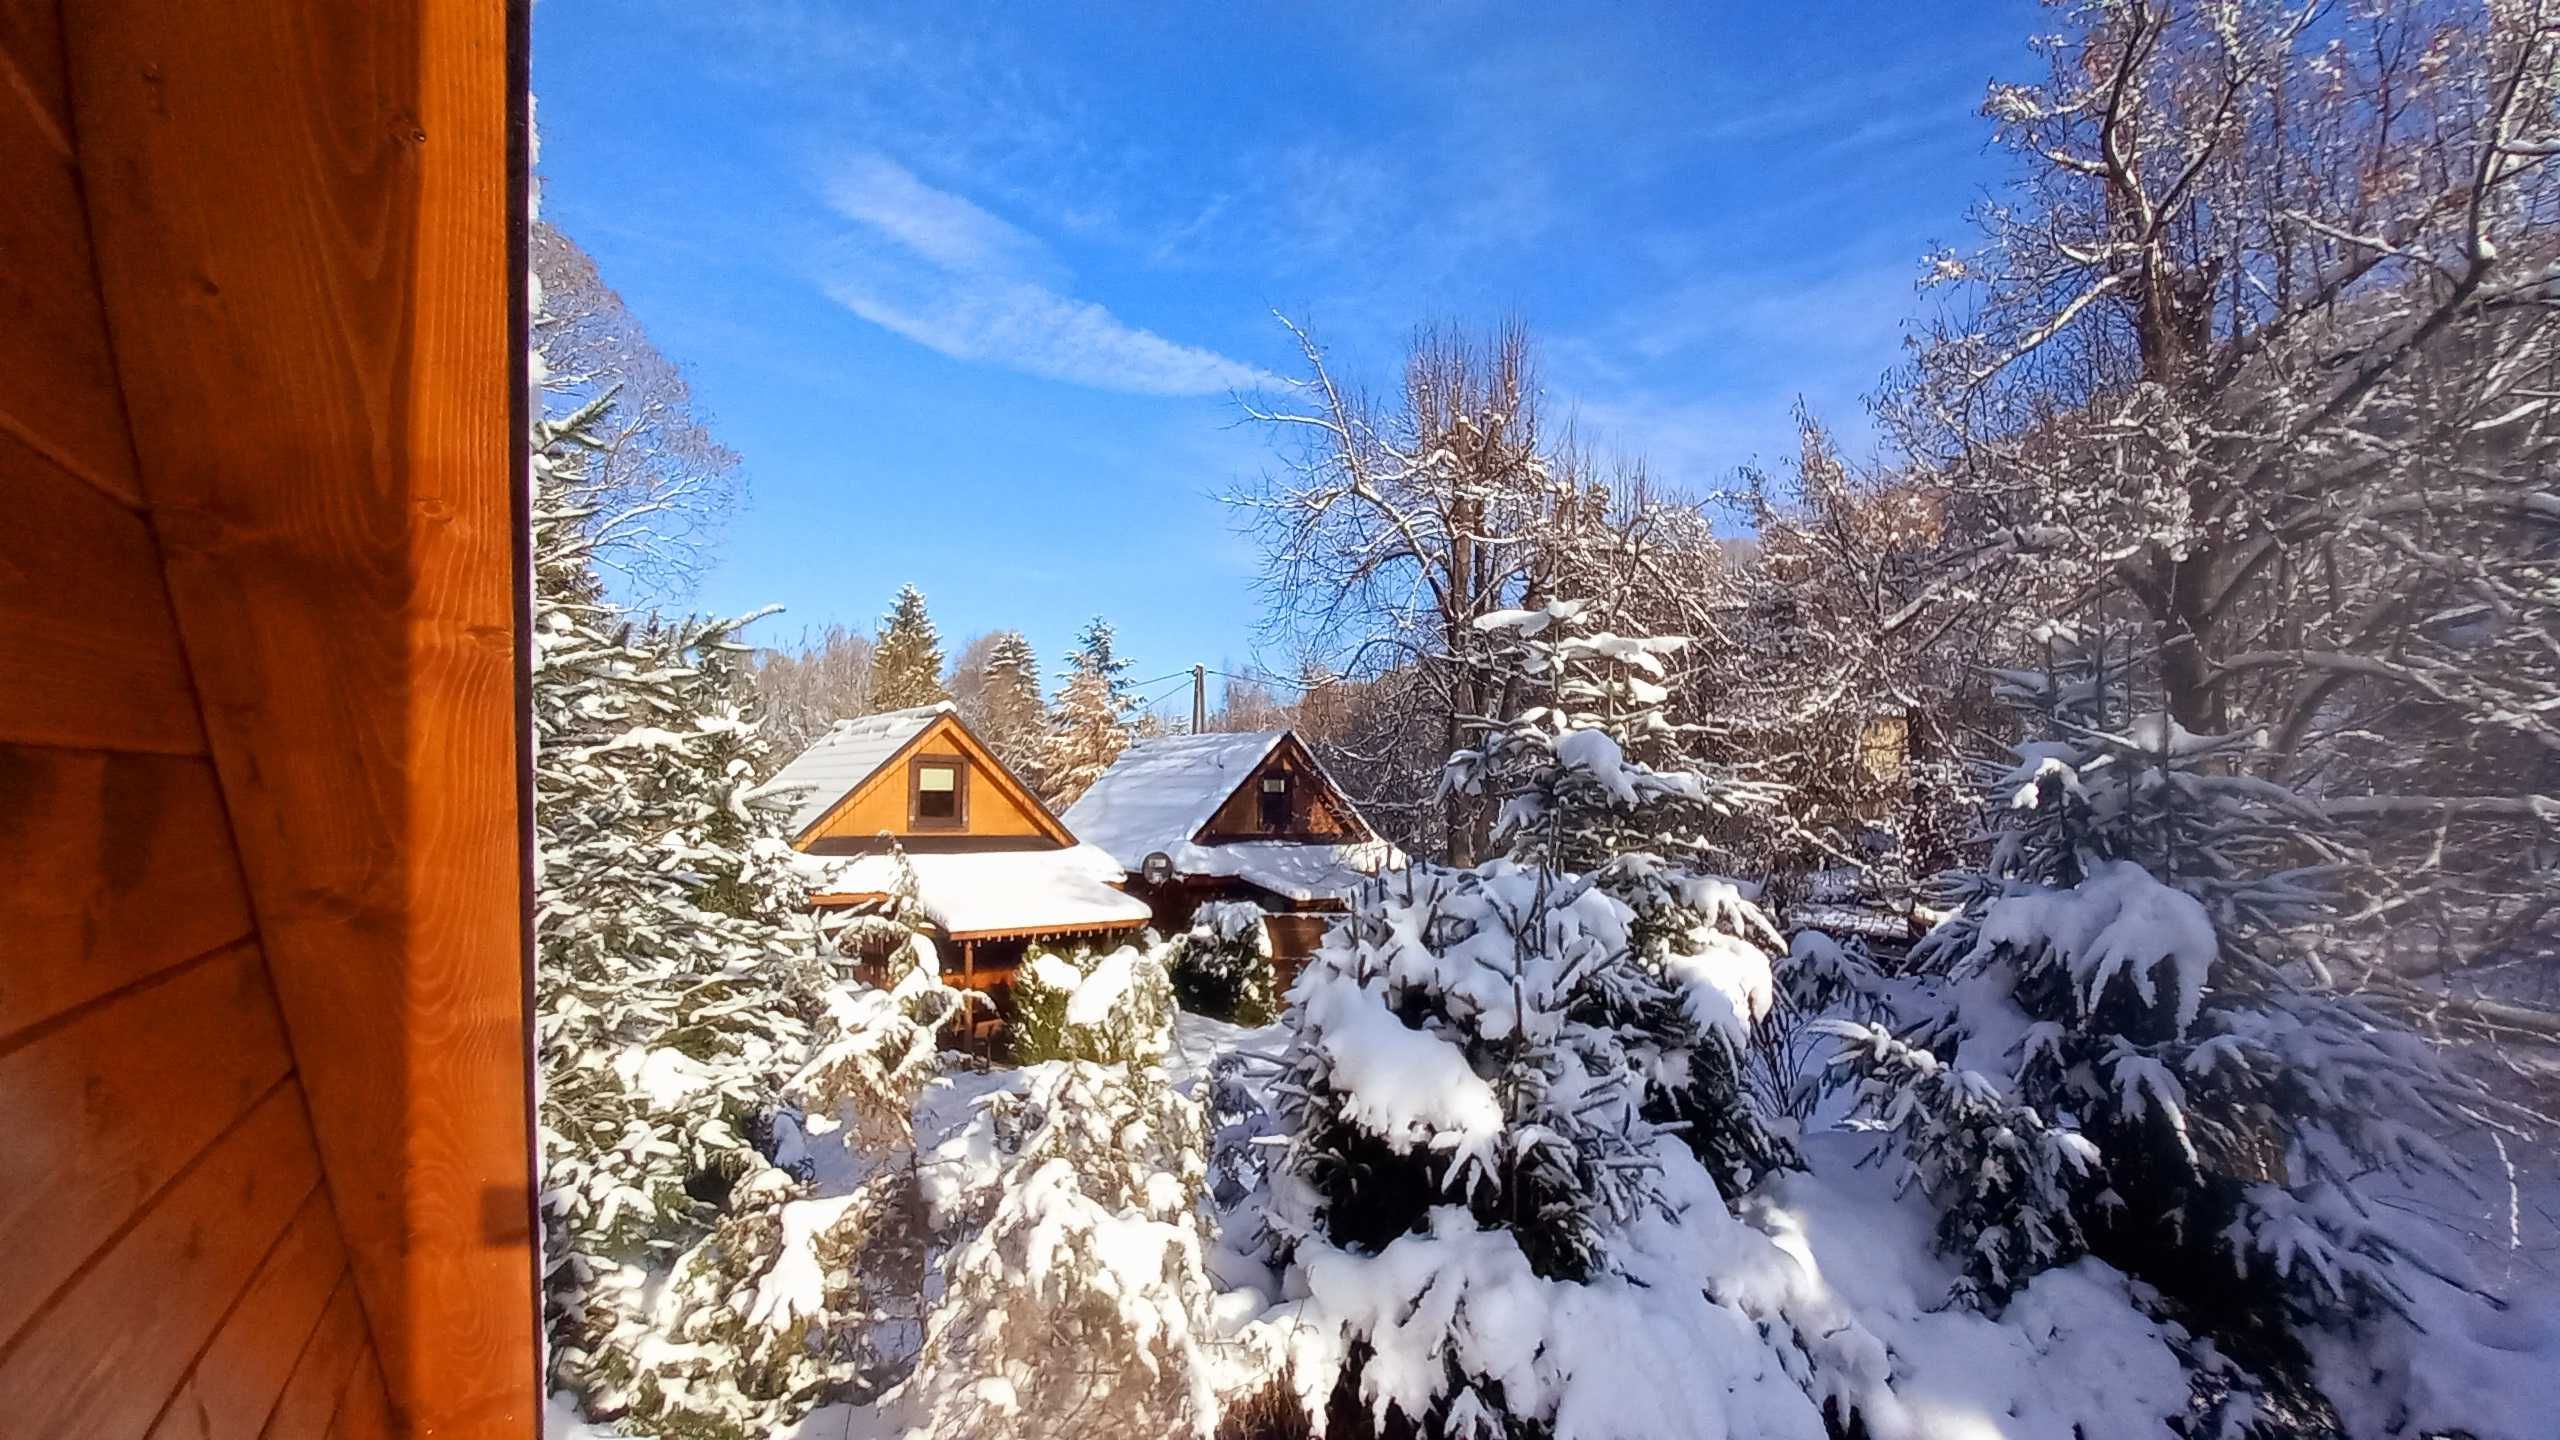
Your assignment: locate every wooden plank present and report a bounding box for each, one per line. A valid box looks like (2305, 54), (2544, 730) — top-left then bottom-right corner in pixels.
(0, 1), (141, 503)
(146, 1190), (348, 1440)
(321, 1356), (396, 1440)
(64, 2), (538, 1432)
(252, 1280), (367, 1440)
(0, 744), (255, 1040)
(0, 0), (70, 150)
(0, 1080), (323, 1438)
(0, 942), (293, 1348)
(0, 430), (203, 753)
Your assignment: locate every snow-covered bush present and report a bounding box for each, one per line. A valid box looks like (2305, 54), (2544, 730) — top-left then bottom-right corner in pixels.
(1256, 859), (1853, 1439)
(888, 965), (1221, 1437)
(1165, 899), (1280, 1025)
(1010, 942), (1176, 1066)
(1824, 642), (2495, 1417)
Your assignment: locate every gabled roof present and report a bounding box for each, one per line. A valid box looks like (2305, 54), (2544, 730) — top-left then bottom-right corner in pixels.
(1062, 729), (1293, 867)
(1061, 729), (1401, 902)
(759, 702), (954, 839)
(759, 703), (1072, 852)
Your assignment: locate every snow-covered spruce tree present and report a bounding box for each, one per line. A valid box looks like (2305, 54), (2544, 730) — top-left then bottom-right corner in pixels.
(1164, 898), (1280, 1026)
(1263, 860), (1840, 1440)
(870, 583), (949, 710)
(532, 381), (960, 1436)
(977, 629), (1049, 795)
(1043, 615), (1139, 809)
(887, 949), (1221, 1440)
(1823, 634), (2493, 1388)
(1445, 599), (1798, 1197)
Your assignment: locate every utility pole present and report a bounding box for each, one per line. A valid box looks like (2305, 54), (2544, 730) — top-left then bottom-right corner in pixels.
(1192, 663), (1207, 733)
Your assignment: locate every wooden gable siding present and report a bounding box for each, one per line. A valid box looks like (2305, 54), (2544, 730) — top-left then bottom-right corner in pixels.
(801, 712), (1065, 849)
(0, 2), (535, 1437)
(1198, 734), (1367, 844)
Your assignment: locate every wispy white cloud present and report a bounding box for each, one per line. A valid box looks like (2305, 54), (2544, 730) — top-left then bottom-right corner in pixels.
(816, 151), (1270, 396)
(821, 152), (1057, 280)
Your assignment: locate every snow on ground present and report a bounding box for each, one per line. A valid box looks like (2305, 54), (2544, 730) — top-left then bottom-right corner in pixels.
(1739, 1134), (2191, 1440)
(552, 1002), (2560, 1440)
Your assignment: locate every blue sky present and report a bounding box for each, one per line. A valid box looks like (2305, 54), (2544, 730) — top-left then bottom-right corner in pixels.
(533, 0), (2043, 717)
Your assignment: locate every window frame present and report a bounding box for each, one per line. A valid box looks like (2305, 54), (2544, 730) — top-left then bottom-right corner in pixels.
(908, 754), (969, 830)
(1258, 770), (1292, 830)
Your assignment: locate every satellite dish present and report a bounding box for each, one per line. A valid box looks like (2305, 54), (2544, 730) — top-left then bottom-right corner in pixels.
(1141, 851), (1174, 886)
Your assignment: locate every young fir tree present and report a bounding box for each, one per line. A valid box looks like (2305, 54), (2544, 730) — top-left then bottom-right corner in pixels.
(532, 374), (958, 1437)
(870, 583), (949, 710)
(978, 629), (1049, 795)
(1822, 629), (2493, 1416)
(1445, 599), (1798, 1197)
(1163, 899), (1280, 1026)
(1042, 616), (1138, 809)
(1258, 599), (1816, 1437)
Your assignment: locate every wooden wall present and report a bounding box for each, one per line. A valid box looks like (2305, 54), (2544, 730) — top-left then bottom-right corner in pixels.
(804, 714), (1063, 846)
(0, 2), (535, 1436)
(1200, 736), (1361, 843)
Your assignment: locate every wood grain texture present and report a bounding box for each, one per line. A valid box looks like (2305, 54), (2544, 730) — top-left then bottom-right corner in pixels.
(64, 1), (538, 1432)
(145, 1189), (349, 1440)
(0, 0), (141, 502)
(0, 1080), (323, 1438)
(0, 743), (255, 1039)
(0, 0), (72, 147)
(0, 431), (204, 753)
(325, 1352), (399, 1434)
(323, 1357), (397, 1440)
(0, 942), (294, 1348)
(254, 1280), (369, 1440)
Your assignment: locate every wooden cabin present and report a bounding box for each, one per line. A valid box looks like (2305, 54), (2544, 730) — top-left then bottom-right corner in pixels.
(1062, 730), (1405, 981)
(763, 704), (1153, 1013)
(2, 3), (537, 1437)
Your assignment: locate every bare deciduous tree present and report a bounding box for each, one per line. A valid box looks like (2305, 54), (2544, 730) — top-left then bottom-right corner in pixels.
(1237, 320), (1580, 862)
(1885, 0), (2560, 1004)
(532, 219), (744, 599)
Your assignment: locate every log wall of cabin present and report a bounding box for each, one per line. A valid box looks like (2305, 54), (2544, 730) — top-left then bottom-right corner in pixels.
(0, 1), (535, 1435)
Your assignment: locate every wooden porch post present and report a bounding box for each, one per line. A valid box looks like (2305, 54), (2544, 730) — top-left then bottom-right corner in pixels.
(962, 939), (978, 1058)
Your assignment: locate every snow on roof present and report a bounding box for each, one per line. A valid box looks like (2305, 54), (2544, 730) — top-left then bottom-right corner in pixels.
(803, 842), (1153, 939)
(1061, 730), (1409, 902)
(1168, 838), (1407, 904)
(756, 702), (953, 838)
(1062, 729), (1289, 865)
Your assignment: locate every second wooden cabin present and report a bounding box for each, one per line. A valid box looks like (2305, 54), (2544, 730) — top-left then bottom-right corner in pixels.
(1064, 729), (1405, 983)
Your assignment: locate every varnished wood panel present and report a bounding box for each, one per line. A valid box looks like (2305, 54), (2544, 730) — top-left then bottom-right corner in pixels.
(0, 744), (256, 1039)
(0, 0), (73, 145)
(253, 1280), (369, 1440)
(145, 1190), (348, 1440)
(0, 942), (294, 1348)
(0, 1080), (324, 1438)
(0, 433), (204, 753)
(324, 1357), (398, 1440)
(64, 2), (538, 1432)
(0, 0), (141, 503)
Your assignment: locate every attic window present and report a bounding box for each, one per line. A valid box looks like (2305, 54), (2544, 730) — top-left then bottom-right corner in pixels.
(1259, 773), (1291, 829)
(911, 758), (965, 828)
